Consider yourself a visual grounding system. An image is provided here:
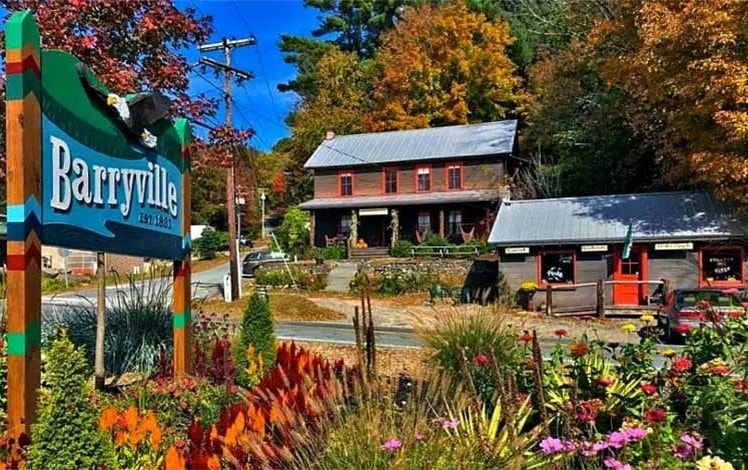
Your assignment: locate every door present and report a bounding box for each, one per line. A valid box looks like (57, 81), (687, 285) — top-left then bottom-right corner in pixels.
(613, 246), (648, 305)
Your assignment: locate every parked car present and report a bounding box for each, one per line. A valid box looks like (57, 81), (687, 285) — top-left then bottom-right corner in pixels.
(242, 249), (287, 277)
(658, 287), (747, 341)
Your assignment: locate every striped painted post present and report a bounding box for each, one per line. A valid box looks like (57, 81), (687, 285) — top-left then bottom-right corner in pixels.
(172, 119), (192, 376)
(5, 11), (42, 443)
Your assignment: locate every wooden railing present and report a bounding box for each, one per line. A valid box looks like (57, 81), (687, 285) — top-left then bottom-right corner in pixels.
(543, 279), (669, 318)
(410, 245), (479, 258)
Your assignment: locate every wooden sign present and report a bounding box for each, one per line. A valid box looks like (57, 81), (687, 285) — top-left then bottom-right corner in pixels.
(4, 11), (192, 444)
(654, 242), (693, 251)
(581, 244), (608, 252)
(505, 247), (530, 254)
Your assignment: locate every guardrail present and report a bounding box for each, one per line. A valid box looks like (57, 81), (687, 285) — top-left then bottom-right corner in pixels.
(542, 279), (668, 317)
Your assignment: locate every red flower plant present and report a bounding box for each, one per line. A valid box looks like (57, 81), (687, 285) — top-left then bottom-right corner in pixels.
(640, 383), (657, 395)
(671, 357), (693, 374)
(519, 332), (533, 344)
(597, 377), (613, 388)
(674, 324), (692, 335)
(569, 342), (590, 357)
(709, 365), (731, 376)
(576, 399), (603, 423)
(472, 353), (489, 367)
(644, 408), (667, 424)
(554, 328), (568, 338)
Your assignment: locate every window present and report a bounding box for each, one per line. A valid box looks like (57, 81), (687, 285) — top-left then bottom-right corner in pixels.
(539, 252), (575, 284)
(700, 247), (743, 285)
(339, 171), (353, 196)
(447, 163), (462, 190)
(448, 210), (462, 235)
(383, 167), (398, 194)
(417, 212), (431, 234)
(416, 165), (431, 192)
(339, 214), (352, 235)
(621, 250), (641, 275)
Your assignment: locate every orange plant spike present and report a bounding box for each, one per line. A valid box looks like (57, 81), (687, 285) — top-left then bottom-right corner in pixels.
(164, 446), (186, 470)
(99, 407), (118, 431)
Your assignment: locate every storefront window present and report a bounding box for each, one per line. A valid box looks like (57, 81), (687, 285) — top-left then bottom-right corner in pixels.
(540, 252), (575, 284)
(701, 248), (743, 284)
(417, 212), (431, 234)
(339, 214), (351, 235)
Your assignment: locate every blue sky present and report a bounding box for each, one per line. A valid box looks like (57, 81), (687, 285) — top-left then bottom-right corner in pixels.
(178, 1), (319, 151)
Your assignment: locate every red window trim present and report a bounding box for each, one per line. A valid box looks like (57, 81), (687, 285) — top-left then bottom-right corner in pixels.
(338, 170), (354, 197)
(414, 163), (432, 192)
(537, 250), (577, 286)
(381, 166), (399, 194)
(445, 161), (464, 191)
(698, 245), (745, 287)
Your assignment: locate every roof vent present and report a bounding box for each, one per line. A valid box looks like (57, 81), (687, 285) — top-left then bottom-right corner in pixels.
(325, 129), (336, 140)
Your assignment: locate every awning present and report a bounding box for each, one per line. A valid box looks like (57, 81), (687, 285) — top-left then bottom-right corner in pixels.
(299, 189), (500, 210)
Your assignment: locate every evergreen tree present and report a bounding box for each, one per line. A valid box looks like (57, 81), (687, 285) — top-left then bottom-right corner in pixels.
(235, 292), (276, 388)
(26, 333), (116, 470)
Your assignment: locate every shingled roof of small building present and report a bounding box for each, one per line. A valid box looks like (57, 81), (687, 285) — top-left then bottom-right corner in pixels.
(488, 191), (748, 246)
(303, 120), (518, 169)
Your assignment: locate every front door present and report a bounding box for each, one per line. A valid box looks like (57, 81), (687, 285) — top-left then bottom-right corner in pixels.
(613, 246), (648, 305)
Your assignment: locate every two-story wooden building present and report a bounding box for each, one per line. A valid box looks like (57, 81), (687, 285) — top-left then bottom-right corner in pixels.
(299, 120), (520, 249)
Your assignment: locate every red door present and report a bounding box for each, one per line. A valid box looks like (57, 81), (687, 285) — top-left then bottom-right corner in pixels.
(613, 246), (648, 305)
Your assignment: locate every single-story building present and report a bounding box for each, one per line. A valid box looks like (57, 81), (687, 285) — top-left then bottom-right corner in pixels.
(488, 191), (748, 311)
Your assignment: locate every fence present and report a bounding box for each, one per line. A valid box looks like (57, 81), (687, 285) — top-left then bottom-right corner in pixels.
(410, 245), (479, 258)
(543, 279), (669, 318)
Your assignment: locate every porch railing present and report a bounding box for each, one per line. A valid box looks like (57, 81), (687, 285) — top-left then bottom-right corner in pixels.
(410, 245), (479, 258)
(541, 279), (669, 318)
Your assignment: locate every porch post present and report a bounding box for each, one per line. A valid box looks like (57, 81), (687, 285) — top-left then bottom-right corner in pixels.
(390, 208), (399, 248)
(349, 209), (358, 249)
(309, 210), (316, 248)
(439, 209), (445, 238)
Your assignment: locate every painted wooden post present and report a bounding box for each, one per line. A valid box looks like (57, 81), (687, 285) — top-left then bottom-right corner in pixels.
(309, 210), (316, 248)
(390, 208), (399, 249)
(5, 11), (42, 444)
(596, 279), (605, 318)
(438, 209), (445, 238)
(545, 286), (553, 316)
(173, 119), (192, 376)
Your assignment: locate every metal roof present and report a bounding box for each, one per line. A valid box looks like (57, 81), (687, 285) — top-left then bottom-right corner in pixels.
(299, 189), (500, 210)
(304, 120), (518, 169)
(488, 191), (748, 246)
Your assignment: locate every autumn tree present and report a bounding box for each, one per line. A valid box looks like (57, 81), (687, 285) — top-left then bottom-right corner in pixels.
(366, 0), (520, 131)
(587, 0), (748, 204)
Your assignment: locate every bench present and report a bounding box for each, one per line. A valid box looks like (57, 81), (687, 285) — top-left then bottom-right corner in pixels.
(427, 284), (471, 305)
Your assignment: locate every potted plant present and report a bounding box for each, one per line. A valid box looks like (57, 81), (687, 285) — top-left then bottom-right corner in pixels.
(516, 281), (538, 311)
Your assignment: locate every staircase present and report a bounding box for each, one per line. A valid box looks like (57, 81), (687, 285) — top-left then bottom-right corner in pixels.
(349, 247), (390, 260)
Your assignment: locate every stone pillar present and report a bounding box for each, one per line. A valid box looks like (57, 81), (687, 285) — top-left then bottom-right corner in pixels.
(439, 209), (445, 238)
(390, 208), (399, 248)
(349, 209), (358, 249)
(309, 210), (316, 248)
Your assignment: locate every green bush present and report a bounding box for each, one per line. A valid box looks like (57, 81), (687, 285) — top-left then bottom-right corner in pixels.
(275, 206), (311, 257)
(390, 240), (413, 257)
(351, 269), (437, 295)
(317, 245), (346, 260)
(255, 265), (327, 290)
(422, 232), (450, 247)
(235, 292), (276, 388)
(26, 333), (116, 470)
(44, 275), (173, 376)
(423, 311), (523, 403)
(194, 226), (222, 259)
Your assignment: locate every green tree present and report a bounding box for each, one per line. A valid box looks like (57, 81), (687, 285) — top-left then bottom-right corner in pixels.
(235, 292), (276, 388)
(194, 227), (222, 260)
(26, 333), (116, 470)
(275, 206), (311, 257)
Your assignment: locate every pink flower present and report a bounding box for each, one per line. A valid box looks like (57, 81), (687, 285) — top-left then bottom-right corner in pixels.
(472, 353), (489, 367)
(673, 444), (693, 460)
(681, 432), (703, 450)
(640, 383), (657, 395)
(381, 438), (402, 451)
(554, 328), (568, 338)
(604, 457), (632, 470)
(539, 437), (566, 454)
(414, 432), (425, 442)
(441, 418), (459, 430)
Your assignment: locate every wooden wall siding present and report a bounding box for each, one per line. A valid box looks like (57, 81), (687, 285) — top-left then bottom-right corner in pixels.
(312, 159), (504, 198)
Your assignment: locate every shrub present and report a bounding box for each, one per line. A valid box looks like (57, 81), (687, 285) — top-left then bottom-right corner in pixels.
(26, 333), (116, 470)
(44, 275), (173, 375)
(390, 240), (413, 257)
(194, 226), (222, 259)
(320, 245), (347, 260)
(423, 311), (524, 403)
(275, 206), (311, 257)
(235, 292), (276, 388)
(255, 265), (327, 290)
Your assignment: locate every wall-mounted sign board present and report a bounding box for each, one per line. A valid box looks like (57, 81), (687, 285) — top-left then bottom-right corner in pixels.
(359, 207), (388, 216)
(581, 244), (608, 252)
(505, 247), (530, 254)
(654, 242), (693, 251)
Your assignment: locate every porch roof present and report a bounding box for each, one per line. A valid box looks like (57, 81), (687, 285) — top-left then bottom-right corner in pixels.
(299, 189), (500, 210)
(488, 190), (748, 246)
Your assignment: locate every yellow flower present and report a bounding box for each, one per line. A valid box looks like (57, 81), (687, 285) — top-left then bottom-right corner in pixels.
(662, 348), (677, 358)
(697, 456), (735, 470)
(640, 313), (655, 324)
(621, 323), (636, 334)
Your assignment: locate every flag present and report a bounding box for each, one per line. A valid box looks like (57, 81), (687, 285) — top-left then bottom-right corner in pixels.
(622, 224), (633, 260)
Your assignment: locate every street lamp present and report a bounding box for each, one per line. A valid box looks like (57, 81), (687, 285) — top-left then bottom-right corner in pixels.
(260, 192), (267, 239)
(235, 188), (245, 298)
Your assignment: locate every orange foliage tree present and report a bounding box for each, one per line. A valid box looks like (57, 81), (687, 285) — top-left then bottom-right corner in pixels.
(589, 0), (748, 203)
(365, 0), (521, 131)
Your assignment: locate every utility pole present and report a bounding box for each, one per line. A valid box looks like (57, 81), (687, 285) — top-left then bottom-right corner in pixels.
(198, 37), (256, 301)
